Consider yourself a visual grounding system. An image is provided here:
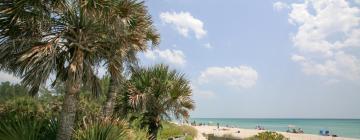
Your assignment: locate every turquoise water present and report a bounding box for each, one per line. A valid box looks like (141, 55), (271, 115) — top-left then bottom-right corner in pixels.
(190, 118), (360, 139)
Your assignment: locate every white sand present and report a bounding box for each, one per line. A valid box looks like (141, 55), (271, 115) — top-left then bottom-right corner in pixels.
(192, 125), (359, 140)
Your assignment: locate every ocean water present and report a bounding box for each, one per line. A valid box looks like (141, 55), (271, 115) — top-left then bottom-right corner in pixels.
(190, 118), (360, 139)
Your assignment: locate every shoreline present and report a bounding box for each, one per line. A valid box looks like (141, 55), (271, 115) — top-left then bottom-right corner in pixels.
(191, 125), (359, 140)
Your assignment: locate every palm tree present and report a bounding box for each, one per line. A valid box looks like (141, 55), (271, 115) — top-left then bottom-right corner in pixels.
(101, 0), (159, 117)
(0, 0), (148, 139)
(124, 64), (195, 140)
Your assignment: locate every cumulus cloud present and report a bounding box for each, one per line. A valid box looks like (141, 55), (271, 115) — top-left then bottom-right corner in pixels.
(273, 1), (290, 11)
(198, 66), (258, 89)
(293, 52), (360, 80)
(291, 54), (306, 62)
(289, 0), (360, 55)
(160, 11), (207, 39)
(285, 0), (360, 80)
(144, 49), (186, 66)
(0, 71), (20, 83)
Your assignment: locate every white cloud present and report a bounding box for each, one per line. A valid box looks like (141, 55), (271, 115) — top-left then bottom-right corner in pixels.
(0, 71), (20, 83)
(291, 54), (306, 62)
(144, 50), (156, 60)
(198, 66), (258, 89)
(273, 1), (290, 11)
(289, 0), (360, 55)
(286, 0), (360, 80)
(160, 11), (207, 39)
(144, 49), (186, 66)
(294, 52), (360, 80)
(203, 43), (212, 49)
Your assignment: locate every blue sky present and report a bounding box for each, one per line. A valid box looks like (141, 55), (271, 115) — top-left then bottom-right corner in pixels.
(0, 0), (360, 118)
(139, 0), (360, 118)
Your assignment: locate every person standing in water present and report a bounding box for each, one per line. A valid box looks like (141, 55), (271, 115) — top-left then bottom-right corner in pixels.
(217, 123), (219, 129)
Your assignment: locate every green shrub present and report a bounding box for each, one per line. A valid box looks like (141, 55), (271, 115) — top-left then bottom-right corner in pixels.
(157, 122), (197, 140)
(127, 128), (150, 140)
(75, 94), (103, 122)
(0, 116), (58, 140)
(246, 131), (288, 140)
(0, 96), (45, 118)
(73, 118), (129, 140)
(38, 94), (63, 118)
(0, 95), (63, 119)
(41, 119), (59, 140)
(0, 96), (59, 140)
(0, 82), (28, 102)
(222, 133), (238, 139)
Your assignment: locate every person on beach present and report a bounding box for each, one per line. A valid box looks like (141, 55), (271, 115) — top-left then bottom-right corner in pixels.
(217, 123), (219, 129)
(298, 128), (304, 133)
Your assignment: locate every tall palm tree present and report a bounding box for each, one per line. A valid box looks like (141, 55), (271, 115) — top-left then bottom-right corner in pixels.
(101, 0), (159, 117)
(125, 64), (195, 140)
(0, 0), (147, 139)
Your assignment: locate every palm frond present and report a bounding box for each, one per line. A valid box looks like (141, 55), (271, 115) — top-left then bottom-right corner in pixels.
(122, 64), (195, 132)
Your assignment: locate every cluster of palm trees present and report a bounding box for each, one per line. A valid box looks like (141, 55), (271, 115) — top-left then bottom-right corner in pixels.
(0, 0), (194, 140)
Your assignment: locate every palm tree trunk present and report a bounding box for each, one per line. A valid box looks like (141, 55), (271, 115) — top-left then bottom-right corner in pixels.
(56, 50), (84, 140)
(149, 123), (159, 140)
(102, 76), (118, 117)
(56, 87), (79, 140)
(103, 62), (123, 117)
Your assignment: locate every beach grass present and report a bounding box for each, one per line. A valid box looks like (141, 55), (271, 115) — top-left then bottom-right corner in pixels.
(157, 121), (197, 140)
(244, 131), (289, 140)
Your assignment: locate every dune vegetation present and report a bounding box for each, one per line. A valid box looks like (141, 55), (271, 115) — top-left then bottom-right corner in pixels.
(0, 0), (194, 140)
(157, 122), (197, 140)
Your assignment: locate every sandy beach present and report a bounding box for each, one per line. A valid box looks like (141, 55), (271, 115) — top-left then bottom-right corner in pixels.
(192, 125), (359, 140)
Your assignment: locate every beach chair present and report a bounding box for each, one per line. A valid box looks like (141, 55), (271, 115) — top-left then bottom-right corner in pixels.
(325, 130), (330, 136)
(319, 129), (330, 136)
